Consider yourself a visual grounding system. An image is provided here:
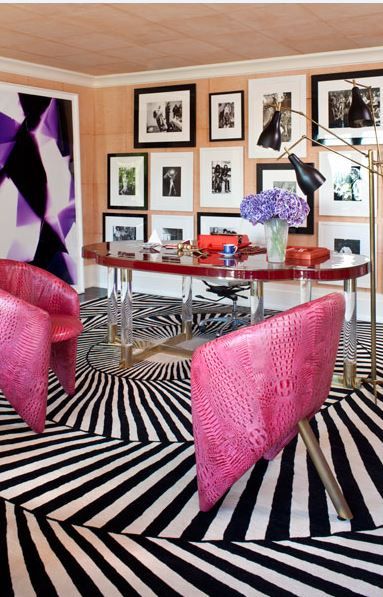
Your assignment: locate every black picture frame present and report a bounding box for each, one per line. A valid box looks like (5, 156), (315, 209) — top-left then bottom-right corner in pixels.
(134, 83), (196, 148)
(311, 68), (383, 146)
(209, 90), (244, 142)
(256, 163), (314, 235)
(102, 213), (148, 242)
(107, 153), (148, 210)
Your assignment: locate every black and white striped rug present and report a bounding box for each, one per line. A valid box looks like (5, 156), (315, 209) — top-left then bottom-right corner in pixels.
(1, 294), (382, 596)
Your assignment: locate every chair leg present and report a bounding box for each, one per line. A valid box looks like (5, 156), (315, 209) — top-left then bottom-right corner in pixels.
(298, 418), (353, 520)
(50, 338), (78, 396)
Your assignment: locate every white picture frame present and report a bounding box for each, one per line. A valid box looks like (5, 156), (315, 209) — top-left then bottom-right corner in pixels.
(200, 146), (243, 209)
(151, 214), (194, 243)
(150, 152), (193, 212)
(319, 152), (370, 217)
(248, 74), (307, 158)
(197, 212), (265, 245)
(103, 213), (147, 242)
(318, 221), (370, 287)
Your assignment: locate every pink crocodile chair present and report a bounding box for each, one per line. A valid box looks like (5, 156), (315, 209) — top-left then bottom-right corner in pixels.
(191, 292), (352, 519)
(0, 259), (83, 433)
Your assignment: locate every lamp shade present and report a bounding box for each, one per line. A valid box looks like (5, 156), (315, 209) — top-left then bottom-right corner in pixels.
(348, 86), (373, 128)
(288, 154), (326, 195)
(257, 110), (282, 151)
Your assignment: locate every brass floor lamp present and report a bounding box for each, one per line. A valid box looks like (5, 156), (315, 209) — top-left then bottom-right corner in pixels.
(258, 80), (382, 398)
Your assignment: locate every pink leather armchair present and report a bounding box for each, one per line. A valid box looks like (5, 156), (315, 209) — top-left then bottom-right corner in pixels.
(191, 293), (352, 519)
(0, 260), (83, 433)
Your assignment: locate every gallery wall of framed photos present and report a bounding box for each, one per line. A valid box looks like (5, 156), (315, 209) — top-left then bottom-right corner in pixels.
(93, 60), (383, 295)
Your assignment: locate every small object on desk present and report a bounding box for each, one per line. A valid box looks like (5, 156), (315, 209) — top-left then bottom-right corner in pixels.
(222, 243), (238, 256)
(285, 246), (330, 265)
(141, 243), (161, 253)
(240, 244), (267, 255)
(147, 230), (162, 245)
(174, 241), (207, 257)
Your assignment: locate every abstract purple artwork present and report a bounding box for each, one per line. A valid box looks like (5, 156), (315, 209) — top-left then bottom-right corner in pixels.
(0, 85), (83, 288)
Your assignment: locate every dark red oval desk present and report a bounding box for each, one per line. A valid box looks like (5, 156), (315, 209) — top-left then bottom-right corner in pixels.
(83, 242), (370, 386)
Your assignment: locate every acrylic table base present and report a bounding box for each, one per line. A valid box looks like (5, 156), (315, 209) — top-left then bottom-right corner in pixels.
(250, 281), (264, 324)
(120, 332), (196, 367)
(107, 271), (195, 368)
(107, 267), (118, 344)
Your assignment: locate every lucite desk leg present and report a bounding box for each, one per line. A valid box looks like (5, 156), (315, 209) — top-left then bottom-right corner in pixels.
(343, 279), (357, 388)
(107, 267), (118, 343)
(182, 276), (193, 340)
(120, 268), (133, 368)
(300, 279), (312, 304)
(250, 281), (264, 324)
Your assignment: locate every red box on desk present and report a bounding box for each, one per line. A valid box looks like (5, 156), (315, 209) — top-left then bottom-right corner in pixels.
(197, 234), (250, 252)
(285, 246), (330, 265)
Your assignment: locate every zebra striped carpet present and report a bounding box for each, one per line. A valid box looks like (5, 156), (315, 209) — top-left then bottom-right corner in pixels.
(0, 294), (382, 596)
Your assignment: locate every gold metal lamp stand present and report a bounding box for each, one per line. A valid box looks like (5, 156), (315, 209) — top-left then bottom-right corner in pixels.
(272, 83), (383, 400)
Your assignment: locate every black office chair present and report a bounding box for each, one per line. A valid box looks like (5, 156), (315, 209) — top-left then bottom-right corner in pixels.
(196, 281), (250, 335)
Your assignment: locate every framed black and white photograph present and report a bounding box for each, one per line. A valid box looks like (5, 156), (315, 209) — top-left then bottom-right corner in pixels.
(107, 153), (148, 210)
(318, 221), (370, 287)
(197, 212), (265, 244)
(151, 214), (194, 243)
(256, 163), (314, 234)
(312, 68), (383, 146)
(209, 90), (244, 141)
(200, 147), (243, 208)
(319, 151), (371, 217)
(134, 84), (196, 148)
(248, 75), (307, 158)
(150, 152), (193, 211)
(103, 213), (148, 242)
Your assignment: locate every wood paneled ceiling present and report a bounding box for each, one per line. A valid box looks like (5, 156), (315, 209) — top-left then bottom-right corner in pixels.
(0, 3), (383, 76)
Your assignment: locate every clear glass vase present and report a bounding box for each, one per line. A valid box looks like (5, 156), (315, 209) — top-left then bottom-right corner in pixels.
(264, 217), (289, 263)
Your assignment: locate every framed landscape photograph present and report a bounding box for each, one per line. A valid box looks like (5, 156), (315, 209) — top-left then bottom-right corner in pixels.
(248, 74), (307, 158)
(312, 68), (383, 146)
(256, 163), (314, 234)
(209, 90), (244, 141)
(319, 151), (371, 217)
(107, 153), (148, 210)
(151, 214), (194, 242)
(134, 83), (196, 148)
(200, 147), (243, 208)
(103, 213), (148, 242)
(318, 221), (370, 287)
(150, 152), (193, 211)
(197, 212), (265, 244)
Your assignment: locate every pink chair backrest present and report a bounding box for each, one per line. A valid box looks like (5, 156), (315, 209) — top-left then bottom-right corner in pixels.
(0, 259), (82, 433)
(0, 259), (79, 316)
(191, 293), (345, 511)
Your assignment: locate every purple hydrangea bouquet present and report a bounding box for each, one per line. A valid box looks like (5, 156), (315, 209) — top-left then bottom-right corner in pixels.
(240, 188), (310, 262)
